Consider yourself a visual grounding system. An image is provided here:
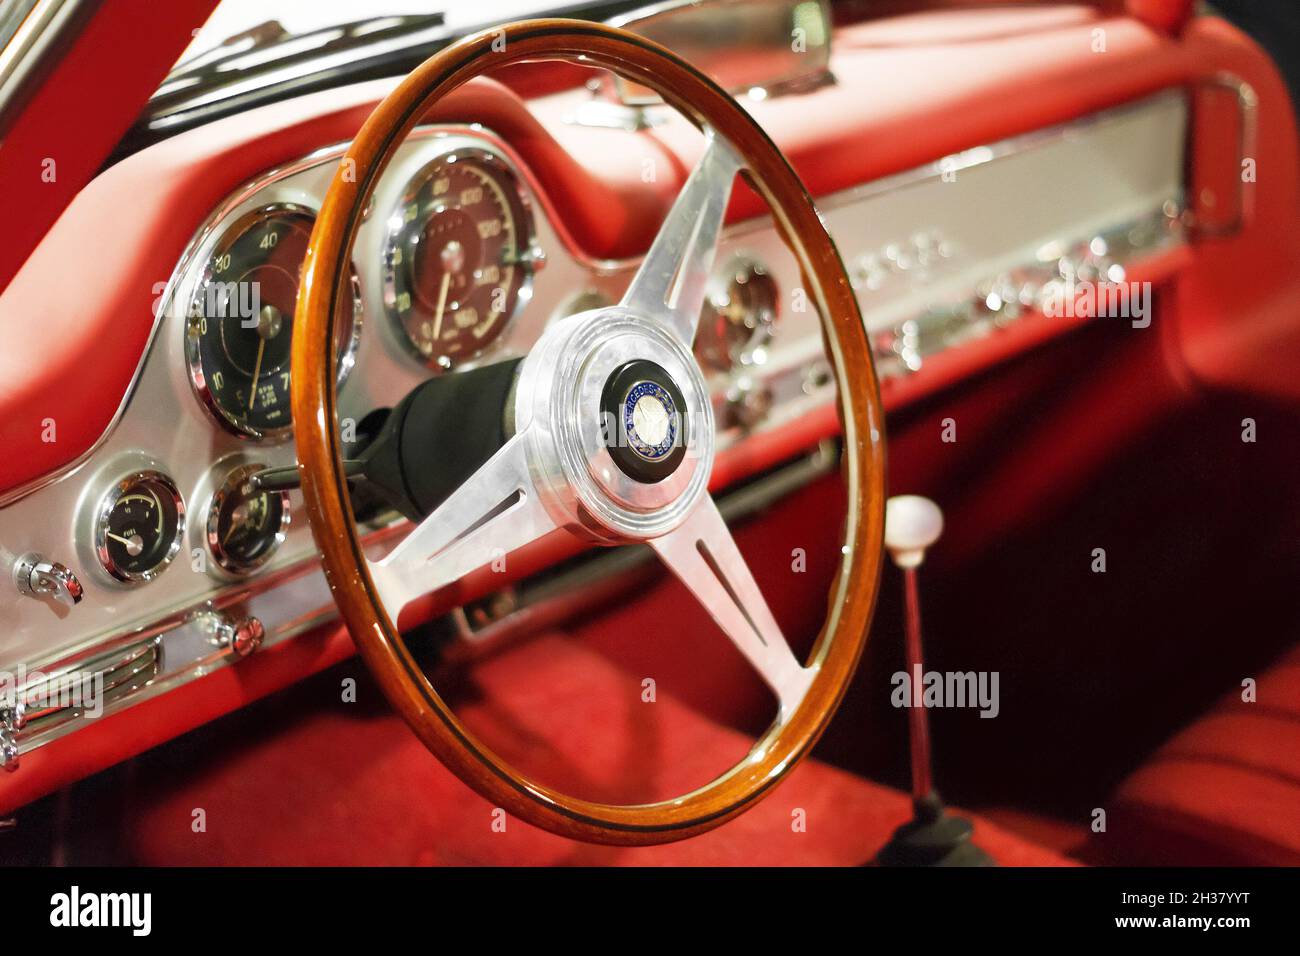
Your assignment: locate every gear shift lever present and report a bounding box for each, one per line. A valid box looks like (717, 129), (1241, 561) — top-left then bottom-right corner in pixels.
(875, 495), (993, 867)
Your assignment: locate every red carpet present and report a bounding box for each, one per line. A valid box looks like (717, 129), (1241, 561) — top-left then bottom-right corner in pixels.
(123, 632), (1071, 866)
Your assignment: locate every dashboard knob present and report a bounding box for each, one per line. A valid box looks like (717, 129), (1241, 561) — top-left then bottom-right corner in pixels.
(195, 610), (266, 659)
(229, 616), (266, 658)
(0, 732), (18, 773)
(12, 553), (83, 607)
(0, 701), (25, 773)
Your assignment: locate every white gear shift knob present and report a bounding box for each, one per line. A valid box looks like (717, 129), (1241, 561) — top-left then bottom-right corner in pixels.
(884, 495), (944, 569)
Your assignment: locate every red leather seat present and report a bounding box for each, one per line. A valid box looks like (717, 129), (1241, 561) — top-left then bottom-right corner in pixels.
(1109, 645), (1300, 865)
(123, 633), (1070, 866)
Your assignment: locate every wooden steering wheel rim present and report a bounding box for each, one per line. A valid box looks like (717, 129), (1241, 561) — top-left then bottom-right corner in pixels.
(291, 18), (886, 846)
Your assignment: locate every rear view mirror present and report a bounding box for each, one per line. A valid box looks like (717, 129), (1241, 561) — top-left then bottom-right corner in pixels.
(609, 0), (834, 105)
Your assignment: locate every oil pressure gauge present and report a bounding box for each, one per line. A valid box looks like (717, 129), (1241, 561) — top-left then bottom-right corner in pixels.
(206, 463), (290, 575)
(95, 471), (185, 583)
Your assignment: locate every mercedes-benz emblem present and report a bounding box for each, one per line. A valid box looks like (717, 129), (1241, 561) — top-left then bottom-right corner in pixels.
(623, 380), (679, 462)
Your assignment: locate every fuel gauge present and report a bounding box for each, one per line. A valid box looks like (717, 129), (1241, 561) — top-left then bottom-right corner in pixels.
(95, 471), (185, 583)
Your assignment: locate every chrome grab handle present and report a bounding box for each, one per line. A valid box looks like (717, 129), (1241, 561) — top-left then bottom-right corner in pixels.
(1188, 72), (1259, 239)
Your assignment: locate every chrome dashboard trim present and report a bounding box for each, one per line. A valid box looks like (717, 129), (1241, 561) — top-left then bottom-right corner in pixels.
(8, 515), (412, 756)
(729, 88), (1190, 241)
(0, 92), (1184, 508)
(0, 123), (603, 508)
(0, 0), (90, 129)
(1, 88), (1190, 760)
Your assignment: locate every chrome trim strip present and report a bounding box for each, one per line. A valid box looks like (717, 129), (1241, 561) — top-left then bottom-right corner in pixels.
(1187, 72), (1258, 238)
(728, 88), (1190, 241)
(0, 0), (89, 128)
(12, 436), (843, 755)
(606, 0), (835, 106)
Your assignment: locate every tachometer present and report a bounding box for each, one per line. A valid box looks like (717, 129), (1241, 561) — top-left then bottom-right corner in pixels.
(186, 204), (361, 440)
(383, 147), (536, 368)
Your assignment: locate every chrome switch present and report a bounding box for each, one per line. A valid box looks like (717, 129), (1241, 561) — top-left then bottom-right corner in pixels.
(13, 553), (84, 607)
(196, 610), (266, 659)
(0, 701), (25, 772)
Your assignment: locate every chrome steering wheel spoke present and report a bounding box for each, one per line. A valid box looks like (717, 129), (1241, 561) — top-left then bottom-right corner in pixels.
(620, 129), (743, 346)
(368, 430), (558, 612)
(650, 494), (814, 719)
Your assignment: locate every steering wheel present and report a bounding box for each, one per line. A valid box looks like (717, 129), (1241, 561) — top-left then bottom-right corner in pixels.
(291, 19), (886, 846)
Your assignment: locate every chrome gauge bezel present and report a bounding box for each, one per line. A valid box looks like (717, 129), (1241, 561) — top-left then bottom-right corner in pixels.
(185, 202), (364, 442)
(205, 463), (292, 577)
(94, 470), (186, 585)
(698, 253), (779, 372)
(381, 142), (539, 371)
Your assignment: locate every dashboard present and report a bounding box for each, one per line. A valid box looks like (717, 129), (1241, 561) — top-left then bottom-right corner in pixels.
(0, 88), (1187, 763)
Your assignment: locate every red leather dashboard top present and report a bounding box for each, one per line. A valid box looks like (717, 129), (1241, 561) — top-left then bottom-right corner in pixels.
(0, 7), (1296, 501)
(0, 0), (217, 296)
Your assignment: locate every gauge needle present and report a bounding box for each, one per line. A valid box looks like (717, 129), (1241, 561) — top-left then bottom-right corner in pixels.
(106, 531), (144, 556)
(248, 304), (282, 411)
(432, 269), (451, 343)
(248, 337), (266, 411)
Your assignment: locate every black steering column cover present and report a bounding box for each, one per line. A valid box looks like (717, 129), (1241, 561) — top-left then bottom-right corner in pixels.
(355, 357), (522, 521)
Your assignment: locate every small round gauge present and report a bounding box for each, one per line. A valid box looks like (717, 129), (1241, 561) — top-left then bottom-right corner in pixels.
(695, 256), (779, 372)
(95, 471), (185, 583)
(383, 147), (535, 368)
(187, 204), (362, 440)
(206, 464), (290, 575)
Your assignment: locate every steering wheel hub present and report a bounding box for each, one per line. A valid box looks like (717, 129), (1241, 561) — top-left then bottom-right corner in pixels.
(602, 361), (687, 480)
(515, 305), (713, 539)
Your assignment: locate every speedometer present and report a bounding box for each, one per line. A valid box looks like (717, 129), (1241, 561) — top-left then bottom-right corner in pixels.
(382, 147), (536, 368)
(186, 204), (361, 440)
